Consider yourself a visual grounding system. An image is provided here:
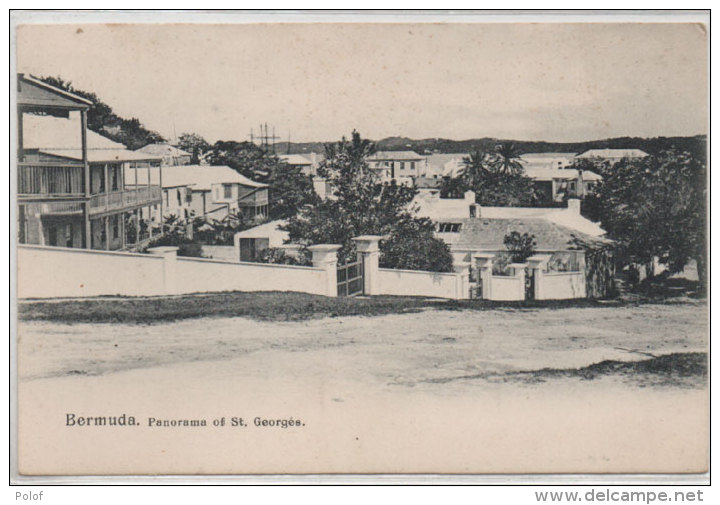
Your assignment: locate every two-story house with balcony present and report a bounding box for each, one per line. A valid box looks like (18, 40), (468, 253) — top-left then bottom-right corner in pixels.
(160, 164), (269, 221)
(17, 74), (163, 251)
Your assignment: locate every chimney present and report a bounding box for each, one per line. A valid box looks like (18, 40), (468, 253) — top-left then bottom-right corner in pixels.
(567, 198), (581, 215)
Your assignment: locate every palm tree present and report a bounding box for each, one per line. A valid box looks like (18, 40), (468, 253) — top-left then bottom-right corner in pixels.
(490, 142), (525, 175)
(460, 150), (491, 187)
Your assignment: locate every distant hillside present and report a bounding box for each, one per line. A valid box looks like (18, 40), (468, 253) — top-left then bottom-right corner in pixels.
(278, 135), (707, 158)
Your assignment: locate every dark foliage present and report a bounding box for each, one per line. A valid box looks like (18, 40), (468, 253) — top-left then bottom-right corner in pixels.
(39, 76), (165, 150)
(503, 232), (537, 263)
(583, 149), (706, 289)
(284, 131), (454, 272)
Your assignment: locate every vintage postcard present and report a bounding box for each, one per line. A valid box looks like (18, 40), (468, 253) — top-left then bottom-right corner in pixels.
(11, 11), (709, 480)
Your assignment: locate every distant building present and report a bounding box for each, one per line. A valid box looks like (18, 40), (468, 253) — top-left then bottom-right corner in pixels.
(424, 153), (468, 179)
(233, 219), (300, 262)
(520, 152), (577, 170)
(523, 166), (602, 202)
(367, 151), (426, 185)
(278, 153), (323, 176)
(414, 190), (605, 237)
(136, 143), (192, 166)
(576, 148), (649, 162)
(160, 165), (269, 221)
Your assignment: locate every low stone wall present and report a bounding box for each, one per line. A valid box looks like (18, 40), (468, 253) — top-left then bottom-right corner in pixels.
(378, 268), (465, 300)
(535, 272), (586, 300)
(18, 245), (165, 298)
(175, 257), (327, 296)
(490, 275), (525, 301)
(17, 244), (336, 299)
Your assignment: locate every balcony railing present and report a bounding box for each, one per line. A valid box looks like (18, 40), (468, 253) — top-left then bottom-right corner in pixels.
(89, 186), (161, 215)
(18, 162), (85, 196)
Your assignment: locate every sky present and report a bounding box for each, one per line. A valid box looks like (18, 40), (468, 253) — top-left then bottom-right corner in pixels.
(16, 20), (708, 144)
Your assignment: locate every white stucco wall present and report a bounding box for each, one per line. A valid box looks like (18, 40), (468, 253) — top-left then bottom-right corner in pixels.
(378, 268), (463, 299)
(490, 276), (524, 301)
(18, 245), (165, 298)
(175, 257), (328, 296)
(17, 244), (331, 299)
(537, 272), (586, 300)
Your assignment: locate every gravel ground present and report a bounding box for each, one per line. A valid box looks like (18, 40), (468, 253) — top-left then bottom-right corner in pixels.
(16, 300), (708, 475)
(18, 300), (708, 389)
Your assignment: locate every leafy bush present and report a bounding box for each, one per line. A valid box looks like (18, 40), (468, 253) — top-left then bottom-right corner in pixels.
(503, 231), (537, 263)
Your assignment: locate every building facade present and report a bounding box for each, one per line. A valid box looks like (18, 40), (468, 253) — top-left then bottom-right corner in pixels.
(17, 74), (163, 251)
(160, 165), (269, 221)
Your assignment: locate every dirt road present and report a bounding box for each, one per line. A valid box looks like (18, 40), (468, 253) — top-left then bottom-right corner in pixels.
(16, 301), (709, 475)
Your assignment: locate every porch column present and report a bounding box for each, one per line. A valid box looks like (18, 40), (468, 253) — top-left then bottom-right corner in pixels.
(473, 253), (495, 300)
(104, 215), (110, 250)
(17, 109), (23, 161)
(453, 261), (471, 300)
(527, 255), (552, 300)
(308, 244), (341, 297)
(134, 208), (140, 245)
(352, 235), (383, 295)
(148, 246), (178, 295)
(104, 163), (109, 197)
(120, 212), (126, 249)
(81, 109), (89, 196)
(509, 263), (529, 300)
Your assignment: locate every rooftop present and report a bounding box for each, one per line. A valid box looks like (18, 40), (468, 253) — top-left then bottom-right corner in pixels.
(369, 150), (425, 161)
(22, 114), (161, 163)
(437, 217), (609, 251)
(279, 154), (313, 165)
(577, 148), (649, 159)
(160, 164), (267, 190)
(523, 167), (602, 182)
(520, 152), (577, 159)
(136, 143), (192, 157)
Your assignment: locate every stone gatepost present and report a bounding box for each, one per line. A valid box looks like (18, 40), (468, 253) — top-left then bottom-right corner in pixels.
(527, 255), (552, 300)
(509, 263), (529, 300)
(453, 261), (471, 300)
(473, 253), (495, 300)
(148, 246), (179, 295)
(308, 244), (342, 297)
(352, 235), (383, 296)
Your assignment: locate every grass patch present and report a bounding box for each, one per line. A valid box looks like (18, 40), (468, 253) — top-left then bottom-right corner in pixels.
(17, 290), (630, 325)
(423, 353), (708, 389)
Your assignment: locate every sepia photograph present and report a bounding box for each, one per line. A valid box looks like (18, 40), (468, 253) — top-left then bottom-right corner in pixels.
(10, 11), (709, 481)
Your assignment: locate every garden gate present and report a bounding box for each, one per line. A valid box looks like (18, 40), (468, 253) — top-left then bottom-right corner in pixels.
(337, 258), (364, 297)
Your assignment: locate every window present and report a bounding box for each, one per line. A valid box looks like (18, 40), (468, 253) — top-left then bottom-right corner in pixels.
(112, 215), (120, 239)
(437, 222), (462, 233)
(186, 187), (193, 203)
(400, 162), (405, 170)
(410, 162), (415, 170)
(223, 184), (233, 199)
(164, 190), (169, 207)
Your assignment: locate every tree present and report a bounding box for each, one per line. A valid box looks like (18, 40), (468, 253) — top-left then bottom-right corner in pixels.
(490, 142), (524, 175)
(205, 141), (316, 220)
(283, 131), (454, 272)
(440, 147), (537, 206)
(177, 133), (210, 164)
(503, 231), (537, 263)
(584, 149), (706, 288)
(38, 76), (165, 150)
